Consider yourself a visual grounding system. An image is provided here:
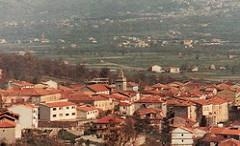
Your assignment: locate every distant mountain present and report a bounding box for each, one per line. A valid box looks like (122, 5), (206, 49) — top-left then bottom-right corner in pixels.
(0, 0), (239, 20)
(1, 0), (240, 41)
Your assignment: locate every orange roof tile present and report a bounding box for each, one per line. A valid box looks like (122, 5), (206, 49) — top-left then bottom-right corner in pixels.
(119, 102), (132, 106)
(219, 138), (240, 146)
(201, 134), (226, 142)
(179, 96), (228, 106)
(0, 119), (16, 128)
(72, 85), (85, 91)
(77, 105), (98, 112)
(87, 84), (109, 92)
(167, 98), (195, 107)
(151, 83), (166, 89)
(117, 90), (138, 97)
(8, 103), (38, 109)
(135, 96), (165, 103)
(138, 108), (161, 115)
(110, 94), (130, 101)
(94, 115), (124, 124)
(67, 93), (109, 102)
(59, 85), (74, 92)
(127, 82), (138, 87)
(0, 88), (61, 96)
(210, 127), (240, 136)
(0, 111), (20, 117)
(168, 116), (197, 128)
(140, 90), (162, 95)
(40, 101), (76, 108)
(173, 126), (194, 133)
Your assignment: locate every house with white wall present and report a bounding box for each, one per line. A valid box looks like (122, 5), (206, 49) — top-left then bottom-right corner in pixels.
(39, 100), (77, 121)
(7, 103), (38, 129)
(171, 127), (194, 146)
(77, 105), (99, 120)
(119, 102), (135, 116)
(0, 119), (22, 144)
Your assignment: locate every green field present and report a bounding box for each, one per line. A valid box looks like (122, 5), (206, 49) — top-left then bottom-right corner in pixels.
(1, 41), (240, 81)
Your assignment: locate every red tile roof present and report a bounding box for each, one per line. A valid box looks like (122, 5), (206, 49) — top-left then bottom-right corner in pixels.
(72, 85), (85, 91)
(87, 84), (109, 92)
(140, 90), (162, 95)
(167, 99), (195, 107)
(168, 116), (197, 128)
(0, 119), (16, 128)
(201, 134), (226, 142)
(137, 108), (161, 115)
(59, 85), (74, 92)
(151, 83), (166, 89)
(209, 127), (240, 136)
(40, 101), (76, 108)
(110, 94), (130, 101)
(91, 95), (109, 101)
(219, 138), (240, 146)
(77, 105), (98, 112)
(105, 84), (116, 89)
(117, 90), (138, 97)
(173, 126), (194, 133)
(67, 93), (109, 102)
(179, 96), (228, 106)
(135, 96), (166, 103)
(0, 111), (20, 117)
(8, 103), (38, 109)
(167, 81), (185, 87)
(94, 115), (124, 124)
(0, 88), (61, 96)
(127, 82), (137, 87)
(217, 83), (235, 91)
(119, 102), (132, 106)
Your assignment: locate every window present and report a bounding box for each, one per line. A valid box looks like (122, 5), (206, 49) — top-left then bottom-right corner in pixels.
(66, 107), (69, 109)
(182, 140), (184, 142)
(72, 113), (75, 116)
(66, 113), (69, 116)
(53, 108), (56, 111)
(72, 106), (75, 109)
(59, 114), (63, 117)
(53, 114), (57, 118)
(181, 134), (184, 136)
(59, 107), (62, 110)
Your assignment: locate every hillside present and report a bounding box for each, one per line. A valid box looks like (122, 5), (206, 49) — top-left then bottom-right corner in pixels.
(0, 0), (240, 41)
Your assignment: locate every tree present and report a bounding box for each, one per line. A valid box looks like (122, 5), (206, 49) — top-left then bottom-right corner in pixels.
(200, 116), (207, 127)
(99, 68), (110, 78)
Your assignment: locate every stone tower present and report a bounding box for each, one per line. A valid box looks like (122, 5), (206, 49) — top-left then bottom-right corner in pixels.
(115, 69), (127, 91)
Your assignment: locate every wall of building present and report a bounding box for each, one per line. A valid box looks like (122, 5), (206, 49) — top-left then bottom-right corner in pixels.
(0, 128), (16, 143)
(94, 99), (114, 111)
(171, 128), (193, 146)
(49, 105), (76, 121)
(39, 105), (51, 121)
(119, 105), (135, 116)
(8, 106), (38, 128)
(77, 110), (99, 120)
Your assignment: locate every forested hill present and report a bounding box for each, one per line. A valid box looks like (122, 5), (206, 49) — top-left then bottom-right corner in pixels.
(1, 0), (240, 21)
(1, 0), (240, 41)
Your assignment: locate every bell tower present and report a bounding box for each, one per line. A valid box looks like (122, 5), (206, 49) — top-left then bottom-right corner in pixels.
(115, 69), (127, 91)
